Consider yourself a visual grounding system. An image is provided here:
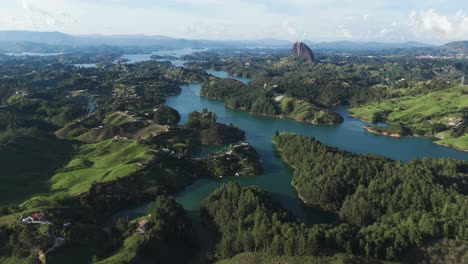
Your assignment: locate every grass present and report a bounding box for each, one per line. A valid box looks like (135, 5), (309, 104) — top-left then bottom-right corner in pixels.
(134, 124), (167, 140)
(0, 136), (72, 206)
(403, 239), (468, 264)
(76, 126), (125, 143)
(349, 86), (468, 149)
(6, 94), (22, 104)
(216, 252), (392, 264)
(435, 134), (468, 151)
(49, 139), (151, 195)
(278, 96), (334, 123)
(47, 246), (96, 264)
(103, 112), (137, 126)
(0, 256), (34, 264)
(350, 86), (468, 125)
(95, 233), (146, 264)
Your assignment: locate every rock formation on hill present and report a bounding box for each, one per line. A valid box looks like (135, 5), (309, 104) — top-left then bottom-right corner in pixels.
(292, 42), (315, 64)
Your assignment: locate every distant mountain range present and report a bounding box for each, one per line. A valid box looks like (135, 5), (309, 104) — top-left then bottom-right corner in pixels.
(306, 40), (435, 51)
(0, 30), (466, 55)
(0, 30), (291, 49)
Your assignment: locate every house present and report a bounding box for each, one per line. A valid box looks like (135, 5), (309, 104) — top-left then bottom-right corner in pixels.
(274, 95), (285, 102)
(136, 219), (149, 232)
(30, 212), (45, 221)
(21, 212), (46, 223)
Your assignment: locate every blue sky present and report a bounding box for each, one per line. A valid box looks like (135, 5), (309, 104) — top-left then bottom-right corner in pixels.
(1, 0), (467, 43)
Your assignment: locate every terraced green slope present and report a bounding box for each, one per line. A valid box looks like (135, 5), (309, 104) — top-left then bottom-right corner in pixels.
(50, 139), (151, 195)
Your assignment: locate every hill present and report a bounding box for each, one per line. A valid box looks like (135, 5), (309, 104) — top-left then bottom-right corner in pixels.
(0, 30), (74, 45)
(439, 41), (468, 54)
(349, 85), (468, 150)
(308, 40), (434, 51)
(49, 138), (152, 195)
(0, 134), (72, 206)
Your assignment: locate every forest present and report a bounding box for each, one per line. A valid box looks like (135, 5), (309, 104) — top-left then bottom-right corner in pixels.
(272, 132), (467, 260)
(200, 77), (343, 124)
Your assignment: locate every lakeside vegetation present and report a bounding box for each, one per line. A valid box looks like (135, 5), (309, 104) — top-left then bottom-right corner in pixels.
(350, 85), (468, 150)
(272, 132), (467, 261)
(200, 77), (343, 124)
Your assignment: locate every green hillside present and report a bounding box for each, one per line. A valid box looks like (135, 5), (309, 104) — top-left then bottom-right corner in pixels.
(49, 139), (151, 195)
(349, 86), (468, 150)
(0, 135), (72, 206)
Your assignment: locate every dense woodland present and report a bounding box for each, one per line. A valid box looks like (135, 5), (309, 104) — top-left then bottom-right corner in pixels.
(272, 133), (467, 260)
(192, 51), (466, 107)
(200, 77), (343, 124)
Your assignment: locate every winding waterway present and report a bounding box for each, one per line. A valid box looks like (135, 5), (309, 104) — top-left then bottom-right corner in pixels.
(117, 64), (468, 224)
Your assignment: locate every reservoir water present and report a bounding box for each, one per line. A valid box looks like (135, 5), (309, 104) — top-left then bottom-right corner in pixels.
(117, 67), (468, 224)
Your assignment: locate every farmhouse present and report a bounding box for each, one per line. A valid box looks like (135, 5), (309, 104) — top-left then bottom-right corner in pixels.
(136, 219), (149, 232)
(21, 212), (46, 223)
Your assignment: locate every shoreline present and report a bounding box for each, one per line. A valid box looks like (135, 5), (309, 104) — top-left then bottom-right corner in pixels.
(272, 143), (309, 205)
(434, 141), (468, 152)
(273, 142), (339, 216)
(200, 94), (341, 126)
(362, 126), (402, 138)
(351, 113), (468, 152)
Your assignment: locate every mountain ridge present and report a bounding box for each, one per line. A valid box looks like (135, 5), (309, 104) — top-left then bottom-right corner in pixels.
(0, 30), (466, 55)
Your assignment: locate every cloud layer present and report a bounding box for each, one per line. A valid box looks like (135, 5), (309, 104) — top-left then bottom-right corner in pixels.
(409, 9), (468, 41)
(0, 0), (466, 43)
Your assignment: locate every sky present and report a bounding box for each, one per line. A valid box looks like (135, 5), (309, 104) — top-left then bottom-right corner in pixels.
(1, 0), (467, 44)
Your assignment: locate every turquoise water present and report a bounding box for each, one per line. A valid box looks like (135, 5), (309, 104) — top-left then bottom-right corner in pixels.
(122, 48), (205, 65)
(206, 70), (251, 84)
(116, 70), (468, 224)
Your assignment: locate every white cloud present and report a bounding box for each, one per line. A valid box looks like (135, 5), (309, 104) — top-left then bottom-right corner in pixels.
(409, 9), (468, 40)
(20, 0), (77, 29)
(338, 25), (353, 38)
(0, 0), (466, 43)
(282, 20), (298, 37)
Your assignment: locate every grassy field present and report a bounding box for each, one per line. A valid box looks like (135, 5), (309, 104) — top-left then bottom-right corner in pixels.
(349, 86), (468, 149)
(0, 136), (72, 206)
(435, 134), (468, 151)
(0, 256), (34, 264)
(95, 232), (146, 264)
(47, 246), (96, 264)
(103, 111), (137, 126)
(49, 139), (151, 195)
(134, 124), (167, 140)
(216, 252), (392, 264)
(403, 239), (468, 264)
(76, 126), (126, 143)
(278, 96), (341, 124)
(350, 86), (467, 126)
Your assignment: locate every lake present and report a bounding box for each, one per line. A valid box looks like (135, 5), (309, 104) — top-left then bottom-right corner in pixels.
(116, 69), (468, 224)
